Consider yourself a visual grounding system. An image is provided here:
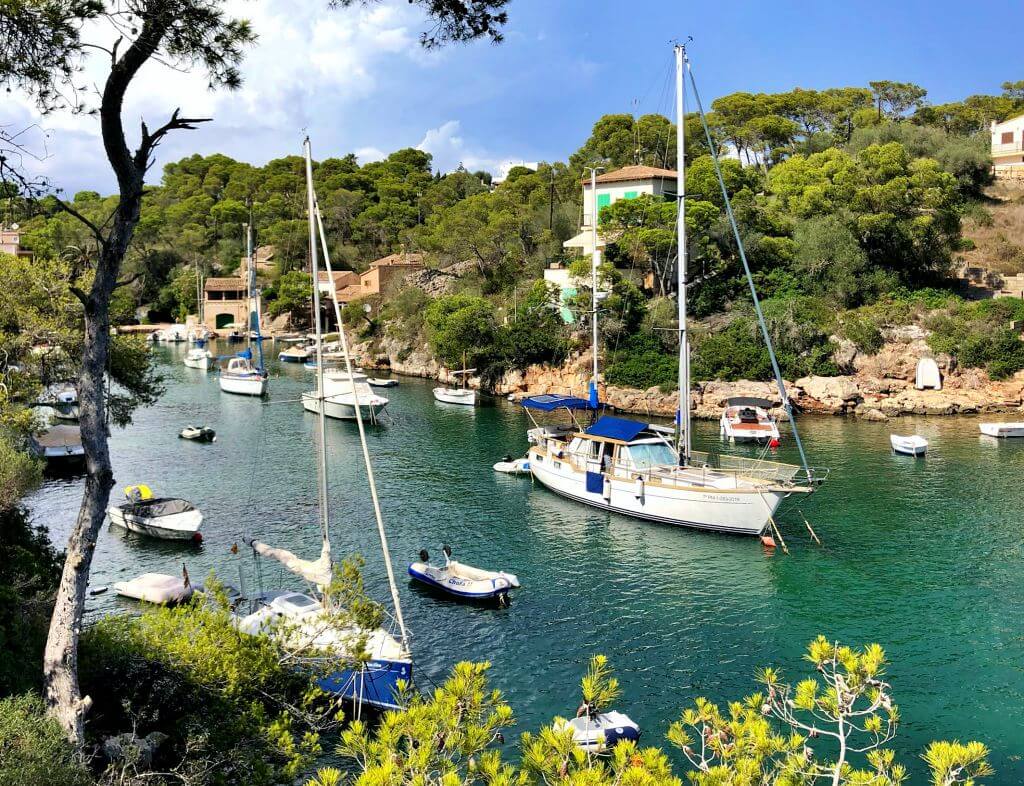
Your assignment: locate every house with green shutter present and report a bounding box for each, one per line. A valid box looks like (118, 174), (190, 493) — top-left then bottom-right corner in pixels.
(546, 165), (677, 323)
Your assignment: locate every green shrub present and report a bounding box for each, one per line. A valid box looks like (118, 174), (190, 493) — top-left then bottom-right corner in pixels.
(0, 507), (61, 696)
(926, 298), (1024, 378)
(80, 596), (332, 786)
(691, 319), (773, 382)
(424, 294), (498, 368)
(841, 315), (885, 354)
(605, 331), (677, 389)
(0, 694), (92, 786)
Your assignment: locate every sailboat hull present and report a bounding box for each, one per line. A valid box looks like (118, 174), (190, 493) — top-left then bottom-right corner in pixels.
(301, 392), (386, 420)
(527, 449), (786, 536)
(315, 657), (412, 711)
(219, 373), (268, 396)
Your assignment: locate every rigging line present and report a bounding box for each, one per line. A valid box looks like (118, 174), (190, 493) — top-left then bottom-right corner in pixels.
(684, 54), (812, 481)
(307, 164), (410, 652)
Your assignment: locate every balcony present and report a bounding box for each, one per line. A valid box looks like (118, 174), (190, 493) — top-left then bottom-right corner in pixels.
(992, 141), (1023, 155)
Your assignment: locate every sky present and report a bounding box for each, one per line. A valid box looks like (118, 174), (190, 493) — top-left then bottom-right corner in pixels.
(4, 0), (1021, 196)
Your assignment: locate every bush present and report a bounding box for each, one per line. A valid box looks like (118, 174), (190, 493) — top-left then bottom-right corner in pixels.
(840, 315), (885, 354)
(424, 294), (498, 368)
(0, 694), (92, 786)
(926, 298), (1024, 378)
(691, 319), (773, 382)
(605, 331), (677, 389)
(0, 508), (61, 696)
(80, 597), (331, 786)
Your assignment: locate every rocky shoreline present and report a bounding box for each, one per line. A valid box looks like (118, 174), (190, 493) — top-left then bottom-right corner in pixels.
(359, 334), (1024, 421)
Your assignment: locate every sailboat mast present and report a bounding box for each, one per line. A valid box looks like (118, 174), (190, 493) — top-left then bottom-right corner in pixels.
(244, 220), (253, 352)
(306, 138), (409, 650)
(586, 166), (603, 404)
(675, 43), (691, 463)
(303, 139), (332, 549)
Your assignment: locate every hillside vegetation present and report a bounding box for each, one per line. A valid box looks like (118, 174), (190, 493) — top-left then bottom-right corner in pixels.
(9, 78), (1024, 390)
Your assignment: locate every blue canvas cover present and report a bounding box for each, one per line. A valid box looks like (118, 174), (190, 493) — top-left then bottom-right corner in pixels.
(584, 416), (647, 443)
(585, 471), (604, 494)
(521, 394), (594, 412)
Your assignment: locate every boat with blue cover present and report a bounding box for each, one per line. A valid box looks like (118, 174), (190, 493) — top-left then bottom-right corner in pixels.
(408, 545), (520, 606)
(522, 45), (826, 537)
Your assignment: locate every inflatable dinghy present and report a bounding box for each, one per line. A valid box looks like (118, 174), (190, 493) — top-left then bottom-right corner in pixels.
(493, 455), (530, 474)
(180, 425), (216, 443)
(408, 545), (520, 605)
(558, 711), (641, 752)
(114, 571), (193, 604)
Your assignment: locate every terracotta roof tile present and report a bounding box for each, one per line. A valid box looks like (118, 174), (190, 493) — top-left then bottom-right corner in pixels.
(583, 165), (677, 185)
(204, 277), (246, 292)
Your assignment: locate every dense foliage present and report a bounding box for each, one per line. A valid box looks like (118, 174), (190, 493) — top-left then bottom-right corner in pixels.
(0, 694), (92, 786)
(304, 639), (992, 786)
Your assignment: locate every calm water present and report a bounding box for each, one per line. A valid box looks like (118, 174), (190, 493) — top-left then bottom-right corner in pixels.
(28, 346), (1024, 781)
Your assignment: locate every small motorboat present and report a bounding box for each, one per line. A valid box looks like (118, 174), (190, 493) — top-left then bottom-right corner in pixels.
(557, 711), (641, 752)
(408, 545), (519, 606)
(367, 377), (398, 388)
(179, 425), (216, 443)
(108, 485), (204, 541)
(30, 424), (85, 464)
(719, 397), (780, 443)
(183, 346), (213, 371)
(114, 569), (193, 604)
(890, 434), (928, 456)
(278, 345), (311, 363)
(493, 455), (530, 474)
(979, 422), (1024, 438)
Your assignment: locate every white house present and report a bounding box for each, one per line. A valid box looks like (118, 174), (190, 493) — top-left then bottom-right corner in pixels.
(991, 114), (1024, 179)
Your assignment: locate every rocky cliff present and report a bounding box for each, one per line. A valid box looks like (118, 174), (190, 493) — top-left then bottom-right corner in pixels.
(358, 332), (1024, 420)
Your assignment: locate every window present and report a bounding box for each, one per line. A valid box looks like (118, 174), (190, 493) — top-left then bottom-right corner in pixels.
(1002, 132), (1015, 144)
(624, 191), (638, 200)
(596, 193), (611, 210)
(622, 442), (677, 469)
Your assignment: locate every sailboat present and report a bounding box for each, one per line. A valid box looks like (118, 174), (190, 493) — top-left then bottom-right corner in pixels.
(434, 352), (477, 405)
(233, 138), (412, 711)
(219, 221), (269, 396)
(524, 44), (826, 536)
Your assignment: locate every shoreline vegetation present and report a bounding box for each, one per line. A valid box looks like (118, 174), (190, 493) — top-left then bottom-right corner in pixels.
(0, 0), (1020, 781)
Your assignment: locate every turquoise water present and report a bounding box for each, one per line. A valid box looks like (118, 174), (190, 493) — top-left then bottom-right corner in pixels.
(28, 346), (1024, 781)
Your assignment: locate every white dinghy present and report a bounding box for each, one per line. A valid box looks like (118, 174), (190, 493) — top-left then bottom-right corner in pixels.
(368, 377), (398, 387)
(493, 455), (530, 474)
(408, 546), (520, 606)
(557, 711), (641, 752)
(890, 434), (928, 457)
(114, 569), (193, 604)
(183, 345), (213, 371)
(107, 485), (204, 542)
(979, 422), (1024, 438)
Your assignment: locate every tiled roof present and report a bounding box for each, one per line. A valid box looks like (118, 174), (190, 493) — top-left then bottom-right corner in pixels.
(336, 284), (364, 301)
(369, 252), (424, 268)
(204, 277), (246, 292)
(317, 270), (359, 285)
(584, 165), (677, 185)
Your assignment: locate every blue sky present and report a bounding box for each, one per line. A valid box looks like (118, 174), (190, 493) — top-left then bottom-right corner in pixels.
(5, 0), (1019, 195)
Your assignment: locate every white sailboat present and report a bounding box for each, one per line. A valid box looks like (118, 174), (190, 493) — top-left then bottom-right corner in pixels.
(301, 369), (389, 422)
(233, 138), (412, 712)
(219, 222), (269, 396)
(183, 341), (213, 371)
(525, 44), (825, 536)
(434, 353), (477, 405)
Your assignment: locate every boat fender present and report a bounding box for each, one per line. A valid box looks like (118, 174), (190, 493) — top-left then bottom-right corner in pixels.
(760, 534), (776, 549)
(419, 548), (429, 562)
(769, 438), (780, 449)
(633, 475), (644, 501)
(602, 477), (612, 501)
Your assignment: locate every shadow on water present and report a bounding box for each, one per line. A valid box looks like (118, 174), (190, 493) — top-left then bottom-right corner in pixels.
(25, 344), (1024, 782)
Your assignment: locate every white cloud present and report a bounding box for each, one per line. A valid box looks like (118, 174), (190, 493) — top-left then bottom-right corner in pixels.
(355, 146), (387, 163)
(415, 119), (530, 176)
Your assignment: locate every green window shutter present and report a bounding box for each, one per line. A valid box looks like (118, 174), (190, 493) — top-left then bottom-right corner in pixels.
(596, 193), (611, 209)
(624, 191), (638, 200)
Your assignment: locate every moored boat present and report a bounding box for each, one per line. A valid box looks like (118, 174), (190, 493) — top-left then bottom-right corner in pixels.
(368, 377), (398, 387)
(30, 424), (85, 464)
(493, 456), (530, 474)
(557, 712), (641, 752)
(408, 546), (519, 606)
(979, 422), (1024, 438)
(719, 397), (781, 443)
(434, 386), (476, 405)
(107, 485), (203, 542)
(179, 425), (216, 443)
(278, 345), (311, 363)
(302, 370), (388, 422)
(890, 434), (928, 456)
(219, 352), (268, 396)
(114, 571), (194, 604)
(183, 344), (213, 371)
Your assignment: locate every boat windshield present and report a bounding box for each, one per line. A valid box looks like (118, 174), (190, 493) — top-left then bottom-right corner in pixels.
(622, 441), (677, 469)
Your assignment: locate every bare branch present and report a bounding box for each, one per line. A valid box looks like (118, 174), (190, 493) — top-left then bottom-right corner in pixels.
(54, 197), (106, 247)
(133, 108), (212, 174)
(113, 271), (143, 290)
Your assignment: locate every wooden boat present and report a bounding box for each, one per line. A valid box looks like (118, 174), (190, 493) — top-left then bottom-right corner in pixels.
(107, 485), (203, 542)
(408, 546), (519, 606)
(890, 434), (928, 456)
(433, 386), (476, 405)
(979, 422), (1024, 438)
